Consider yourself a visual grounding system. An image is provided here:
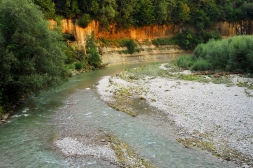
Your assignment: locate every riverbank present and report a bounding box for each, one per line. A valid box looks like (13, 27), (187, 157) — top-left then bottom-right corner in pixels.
(96, 62), (253, 167)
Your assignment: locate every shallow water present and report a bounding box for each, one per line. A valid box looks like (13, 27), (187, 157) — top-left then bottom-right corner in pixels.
(0, 63), (236, 167)
(60, 89), (235, 168)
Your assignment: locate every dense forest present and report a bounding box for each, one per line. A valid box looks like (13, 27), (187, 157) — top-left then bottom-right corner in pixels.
(35, 0), (253, 30)
(34, 0), (253, 49)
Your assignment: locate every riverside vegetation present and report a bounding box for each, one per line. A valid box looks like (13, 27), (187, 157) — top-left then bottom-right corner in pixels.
(0, 0), (102, 120)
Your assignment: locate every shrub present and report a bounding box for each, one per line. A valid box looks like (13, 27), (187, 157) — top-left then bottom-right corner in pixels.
(193, 43), (207, 59)
(226, 36), (251, 72)
(100, 37), (110, 46)
(74, 62), (82, 70)
(177, 55), (194, 68)
(125, 40), (137, 54)
(192, 35), (253, 73)
(190, 59), (212, 71)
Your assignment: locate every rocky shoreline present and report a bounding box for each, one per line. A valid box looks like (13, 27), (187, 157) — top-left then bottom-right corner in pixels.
(96, 63), (253, 167)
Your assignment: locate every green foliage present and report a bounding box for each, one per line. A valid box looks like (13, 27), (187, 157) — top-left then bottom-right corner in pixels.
(177, 55), (194, 69)
(190, 59), (212, 71)
(173, 28), (222, 50)
(134, 0), (155, 26)
(172, 1), (190, 24)
(33, 0), (56, 19)
(57, 0), (81, 18)
(115, 0), (137, 28)
(174, 29), (197, 50)
(98, 38), (137, 54)
(77, 14), (92, 28)
(151, 38), (176, 47)
(47, 0), (253, 37)
(192, 36), (253, 73)
(155, 0), (176, 24)
(0, 0), (68, 104)
(177, 74), (205, 81)
(124, 40), (137, 54)
(74, 62), (82, 70)
(85, 33), (102, 69)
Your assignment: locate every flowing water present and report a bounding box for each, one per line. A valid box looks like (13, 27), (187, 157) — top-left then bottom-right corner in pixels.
(0, 64), (236, 168)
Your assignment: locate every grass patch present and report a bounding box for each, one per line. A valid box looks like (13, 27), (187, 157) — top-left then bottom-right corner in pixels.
(123, 63), (174, 80)
(151, 38), (176, 47)
(109, 135), (156, 167)
(237, 82), (253, 90)
(99, 38), (138, 54)
(212, 76), (232, 85)
(177, 74), (209, 83)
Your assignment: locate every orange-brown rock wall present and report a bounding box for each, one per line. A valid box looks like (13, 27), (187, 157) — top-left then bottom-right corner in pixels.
(50, 19), (250, 45)
(48, 19), (252, 65)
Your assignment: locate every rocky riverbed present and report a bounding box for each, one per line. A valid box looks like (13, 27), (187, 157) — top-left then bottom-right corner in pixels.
(96, 63), (253, 167)
(53, 89), (155, 167)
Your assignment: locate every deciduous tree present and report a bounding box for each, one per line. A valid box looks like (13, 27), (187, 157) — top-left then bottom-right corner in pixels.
(0, 0), (68, 105)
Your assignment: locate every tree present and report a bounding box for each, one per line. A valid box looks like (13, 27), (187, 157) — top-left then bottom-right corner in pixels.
(53, 0), (80, 18)
(0, 0), (68, 105)
(172, 2), (190, 24)
(85, 33), (102, 69)
(115, 0), (137, 28)
(33, 0), (56, 19)
(134, 0), (155, 26)
(154, 0), (177, 24)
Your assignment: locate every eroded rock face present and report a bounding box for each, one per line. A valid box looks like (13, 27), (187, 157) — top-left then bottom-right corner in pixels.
(49, 19), (253, 65)
(50, 19), (249, 43)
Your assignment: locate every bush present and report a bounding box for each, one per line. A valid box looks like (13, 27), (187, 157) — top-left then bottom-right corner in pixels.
(77, 14), (92, 28)
(177, 55), (194, 68)
(192, 35), (253, 73)
(74, 62), (82, 70)
(190, 59), (212, 71)
(201, 30), (222, 43)
(124, 40), (137, 54)
(174, 29), (197, 50)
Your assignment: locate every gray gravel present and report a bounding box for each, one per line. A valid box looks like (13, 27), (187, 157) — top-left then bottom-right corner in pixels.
(96, 70), (253, 166)
(53, 90), (118, 167)
(55, 137), (116, 162)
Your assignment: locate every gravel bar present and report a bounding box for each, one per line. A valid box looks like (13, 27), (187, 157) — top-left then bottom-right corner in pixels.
(96, 66), (253, 166)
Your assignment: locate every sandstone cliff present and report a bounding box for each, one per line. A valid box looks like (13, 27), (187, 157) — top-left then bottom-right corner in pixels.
(49, 19), (248, 65)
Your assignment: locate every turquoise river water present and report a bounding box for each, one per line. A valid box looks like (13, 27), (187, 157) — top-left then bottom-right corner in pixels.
(0, 64), (236, 168)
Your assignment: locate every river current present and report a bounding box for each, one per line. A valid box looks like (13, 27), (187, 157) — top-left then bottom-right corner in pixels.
(0, 64), (235, 167)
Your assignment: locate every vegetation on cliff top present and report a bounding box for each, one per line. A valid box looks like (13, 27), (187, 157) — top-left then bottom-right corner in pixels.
(37, 0), (253, 31)
(34, 0), (253, 50)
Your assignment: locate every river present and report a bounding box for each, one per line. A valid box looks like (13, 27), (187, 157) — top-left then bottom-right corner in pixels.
(0, 64), (235, 168)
